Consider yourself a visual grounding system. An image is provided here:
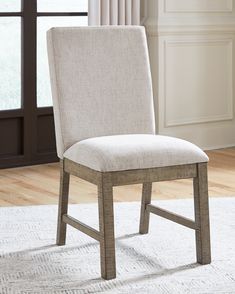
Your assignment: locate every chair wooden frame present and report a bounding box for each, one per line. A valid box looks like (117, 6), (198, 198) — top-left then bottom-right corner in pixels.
(57, 158), (211, 280)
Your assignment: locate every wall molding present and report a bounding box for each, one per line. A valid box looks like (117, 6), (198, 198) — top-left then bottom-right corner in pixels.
(162, 38), (233, 127)
(144, 0), (235, 150)
(165, 114), (234, 128)
(203, 142), (235, 151)
(145, 23), (235, 37)
(164, 0), (233, 13)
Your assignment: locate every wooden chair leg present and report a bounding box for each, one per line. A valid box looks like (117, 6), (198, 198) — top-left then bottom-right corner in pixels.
(98, 174), (116, 280)
(139, 182), (152, 234)
(193, 163), (211, 264)
(56, 159), (70, 246)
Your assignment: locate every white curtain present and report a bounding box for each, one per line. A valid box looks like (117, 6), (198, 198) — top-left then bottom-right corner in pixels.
(88, 0), (140, 26)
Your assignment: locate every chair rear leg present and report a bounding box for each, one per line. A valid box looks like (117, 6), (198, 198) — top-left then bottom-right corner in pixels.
(139, 182), (152, 234)
(56, 159), (70, 246)
(98, 174), (116, 280)
(193, 163), (211, 264)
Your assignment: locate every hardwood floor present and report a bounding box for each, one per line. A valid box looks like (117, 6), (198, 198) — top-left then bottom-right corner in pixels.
(0, 148), (235, 206)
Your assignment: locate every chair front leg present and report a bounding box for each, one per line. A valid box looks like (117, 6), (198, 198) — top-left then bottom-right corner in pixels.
(193, 163), (211, 264)
(56, 159), (70, 246)
(139, 182), (152, 234)
(98, 174), (116, 280)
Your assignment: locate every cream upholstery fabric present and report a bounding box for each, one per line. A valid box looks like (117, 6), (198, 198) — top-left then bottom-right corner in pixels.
(47, 26), (208, 173)
(47, 27), (155, 158)
(63, 135), (209, 172)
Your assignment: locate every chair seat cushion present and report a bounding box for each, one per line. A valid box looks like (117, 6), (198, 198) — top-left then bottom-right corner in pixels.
(63, 135), (209, 172)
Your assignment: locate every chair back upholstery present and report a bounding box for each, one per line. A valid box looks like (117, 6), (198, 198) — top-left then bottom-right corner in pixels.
(47, 26), (155, 158)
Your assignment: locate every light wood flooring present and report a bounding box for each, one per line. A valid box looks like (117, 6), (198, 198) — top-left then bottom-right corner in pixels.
(0, 148), (235, 206)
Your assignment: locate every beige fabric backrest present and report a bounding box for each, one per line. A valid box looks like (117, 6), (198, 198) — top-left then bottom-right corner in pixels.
(47, 26), (155, 158)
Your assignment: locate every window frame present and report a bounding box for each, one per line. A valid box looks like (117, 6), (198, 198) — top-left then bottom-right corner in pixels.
(0, 0), (88, 168)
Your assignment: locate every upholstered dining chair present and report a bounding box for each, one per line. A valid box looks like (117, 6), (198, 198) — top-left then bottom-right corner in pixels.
(47, 26), (211, 280)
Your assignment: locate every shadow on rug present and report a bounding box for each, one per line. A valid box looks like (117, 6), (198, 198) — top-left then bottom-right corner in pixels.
(0, 198), (234, 293)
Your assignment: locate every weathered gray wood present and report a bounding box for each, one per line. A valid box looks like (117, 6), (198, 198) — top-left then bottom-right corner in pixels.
(64, 160), (197, 187)
(147, 204), (197, 230)
(63, 215), (101, 241)
(139, 183), (152, 234)
(64, 158), (102, 185)
(57, 159), (211, 280)
(98, 174), (116, 280)
(57, 160), (70, 245)
(193, 163), (211, 264)
(110, 164), (197, 186)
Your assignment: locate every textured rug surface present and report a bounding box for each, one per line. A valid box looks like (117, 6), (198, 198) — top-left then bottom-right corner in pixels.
(0, 198), (235, 294)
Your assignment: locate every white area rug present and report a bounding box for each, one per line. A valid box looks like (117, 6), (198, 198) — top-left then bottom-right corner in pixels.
(0, 198), (235, 294)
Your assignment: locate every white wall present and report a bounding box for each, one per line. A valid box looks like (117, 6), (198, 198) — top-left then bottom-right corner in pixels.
(144, 0), (235, 150)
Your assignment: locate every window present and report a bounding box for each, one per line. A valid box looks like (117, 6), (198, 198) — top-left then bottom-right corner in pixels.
(38, 0), (88, 12)
(0, 17), (21, 110)
(0, 1), (21, 12)
(0, 0), (88, 168)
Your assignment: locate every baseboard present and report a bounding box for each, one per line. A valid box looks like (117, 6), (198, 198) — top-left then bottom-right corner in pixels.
(203, 143), (235, 151)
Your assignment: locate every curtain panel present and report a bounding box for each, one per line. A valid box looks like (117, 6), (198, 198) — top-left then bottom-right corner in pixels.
(88, 0), (140, 25)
